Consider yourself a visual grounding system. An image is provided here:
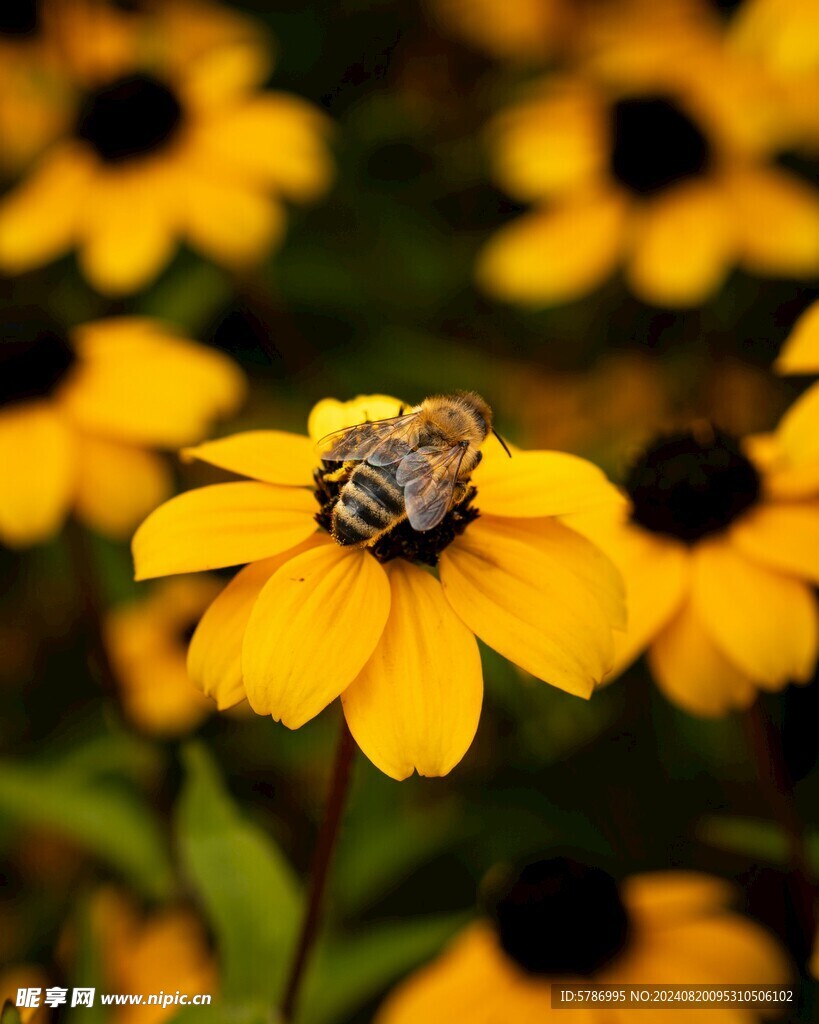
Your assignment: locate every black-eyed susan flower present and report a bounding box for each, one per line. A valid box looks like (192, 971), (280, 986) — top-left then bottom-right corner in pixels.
(571, 411), (819, 717)
(0, 311), (244, 547)
(478, 13), (819, 308)
(0, 0), (333, 295)
(104, 576), (223, 736)
(376, 857), (790, 1023)
(132, 394), (625, 780)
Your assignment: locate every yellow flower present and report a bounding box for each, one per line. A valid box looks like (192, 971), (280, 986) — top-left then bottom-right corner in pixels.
(132, 394), (625, 780)
(87, 888), (216, 1024)
(0, 0), (333, 295)
(376, 858), (790, 1023)
(104, 576), (223, 736)
(571, 416), (819, 717)
(478, 18), (819, 308)
(0, 313), (244, 547)
(774, 299), (819, 468)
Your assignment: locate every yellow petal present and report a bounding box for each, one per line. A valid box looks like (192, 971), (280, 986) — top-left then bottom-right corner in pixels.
(132, 482), (318, 580)
(578, 517), (690, 679)
(487, 515), (626, 631)
(74, 433), (172, 539)
(179, 40), (273, 110)
(746, 431), (819, 499)
(474, 449), (623, 518)
(691, 539), (818, 686)
(649, 599), (758, 717)
(375, 925), (531, 1024)
(64, 319), (245, 448)
(440, 516), (617, 697)
(726, 166), (819, 276)
(242, 544), (390, 728)
(627, 180), (735, 307)
(306, 395), (406, 442)
(191, 94), (333, 201)
(0, 144), (90, 273)
(775, 298), (819, 373)
(179, 169), (285, 266)
(106, 576), (218, 735)
(188, 537), (326, 710)
(0, 402), (75, 547)
(182, 430), (316, 487)
(775, 380), (819, 467)
(342, 561), (483, 780)
(476, 190), (628, 306)
(488, 78), (606, 202)
(622, 872), (737, 926)
(730, 501), (819, 584)
(78, 169), (176, 295)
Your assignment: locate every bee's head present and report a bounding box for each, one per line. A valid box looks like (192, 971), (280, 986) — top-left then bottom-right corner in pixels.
(456, 390), (493, 441)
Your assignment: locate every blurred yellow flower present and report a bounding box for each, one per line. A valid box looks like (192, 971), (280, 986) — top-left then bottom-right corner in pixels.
(479, 18), (819, 307)
(377, 858), (790, 1023)
(572, 414), (819, 717)
(0, 0), (333, 295)
(0, 313), (244, 547)
(132, 394), (625, 780)
(88, 888), (216, 1024)
(105, 576), (222, 736)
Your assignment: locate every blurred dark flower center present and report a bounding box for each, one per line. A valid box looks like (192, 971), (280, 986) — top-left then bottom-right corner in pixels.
(611, 95), (711, 196)
(493, 857), (630, 976)
(75, 74), (184, 163)
(0, 312), (76, 407)
(313, 464), (479, 566)
(626, 428), (761, 543)
(0, 0), (39, 37)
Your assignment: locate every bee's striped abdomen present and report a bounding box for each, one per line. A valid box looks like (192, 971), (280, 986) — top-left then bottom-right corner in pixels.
(331, 462), (406, 546)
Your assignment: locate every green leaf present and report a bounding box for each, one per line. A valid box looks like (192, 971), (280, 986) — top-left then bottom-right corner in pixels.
(176, 742), (301, 1010)
(698, 815), (819, 869)
(334, 802), (462, 917)
(301, 913), (467, 1024)
(0, 756), (172, 899)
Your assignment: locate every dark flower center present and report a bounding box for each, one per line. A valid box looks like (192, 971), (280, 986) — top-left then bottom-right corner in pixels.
(0, 311), (76, 407)
(0, 0), (39, 37)
(626, 427), (761, 543)
(611, 95), (711, 196)
(313, 464), (479, 566)
(493, 857), (630, 977)
(75, 74), (184, 163)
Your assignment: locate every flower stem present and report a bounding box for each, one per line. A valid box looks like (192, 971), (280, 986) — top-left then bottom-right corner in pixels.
(280, 714), (357, 1023)
(743, 700), (816, 952)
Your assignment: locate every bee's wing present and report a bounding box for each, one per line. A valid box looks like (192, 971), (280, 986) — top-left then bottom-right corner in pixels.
(318, 413), (421, 465)
(396, 444), (468, 532)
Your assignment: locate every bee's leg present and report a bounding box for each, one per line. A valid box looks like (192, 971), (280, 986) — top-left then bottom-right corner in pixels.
(452, 481), (469, 504)
(473, 451), (483, 466)
(323, 462), (354, 484)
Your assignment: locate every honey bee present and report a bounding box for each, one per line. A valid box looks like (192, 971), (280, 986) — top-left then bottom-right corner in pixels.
(318, 391), (510, 547)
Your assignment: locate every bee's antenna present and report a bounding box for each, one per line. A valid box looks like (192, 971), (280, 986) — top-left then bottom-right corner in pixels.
(493, 429), (512, 458)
